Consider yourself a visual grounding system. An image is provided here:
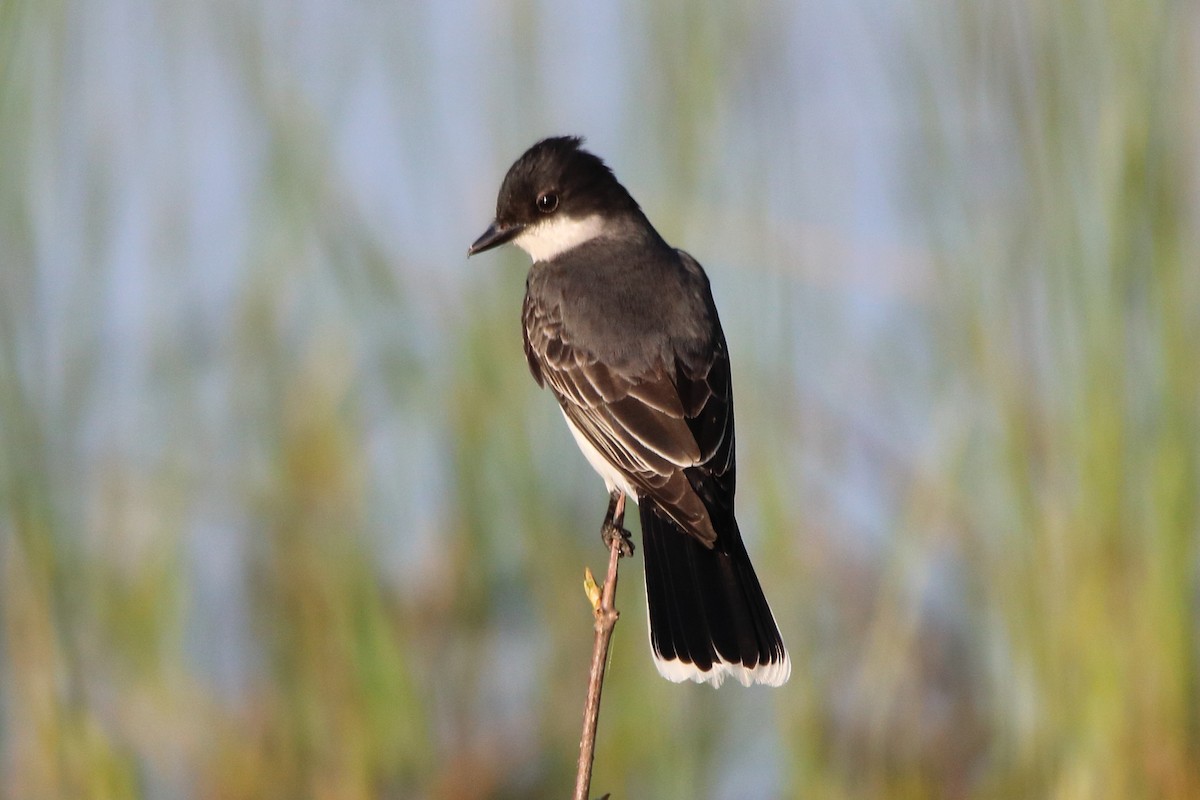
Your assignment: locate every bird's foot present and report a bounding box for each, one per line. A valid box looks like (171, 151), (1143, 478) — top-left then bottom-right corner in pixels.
(600, 490), (633, 557)
(601, 522), (634, 558)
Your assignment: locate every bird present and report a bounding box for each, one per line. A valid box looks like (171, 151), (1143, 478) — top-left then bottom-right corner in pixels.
(467, 136), (790, 688)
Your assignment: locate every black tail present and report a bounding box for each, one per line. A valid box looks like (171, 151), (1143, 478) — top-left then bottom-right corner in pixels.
(639, 500), (790, 687)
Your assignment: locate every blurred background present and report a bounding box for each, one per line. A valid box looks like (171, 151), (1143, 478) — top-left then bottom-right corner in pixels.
(1, 0), (1198, 798)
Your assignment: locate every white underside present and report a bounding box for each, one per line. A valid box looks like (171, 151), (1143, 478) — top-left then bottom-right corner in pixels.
(560, 409), (639, 501)
(558, 405), (792, 689)
(516, 213), (606, 262)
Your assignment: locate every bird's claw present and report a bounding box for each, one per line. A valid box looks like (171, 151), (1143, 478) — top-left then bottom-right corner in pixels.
(601, 523), (634, 558)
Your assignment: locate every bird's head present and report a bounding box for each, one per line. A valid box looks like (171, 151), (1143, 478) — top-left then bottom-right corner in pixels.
(468, 136), (640, 262)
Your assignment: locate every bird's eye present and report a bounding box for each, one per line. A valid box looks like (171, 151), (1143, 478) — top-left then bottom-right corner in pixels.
(536, 193), (559, 213)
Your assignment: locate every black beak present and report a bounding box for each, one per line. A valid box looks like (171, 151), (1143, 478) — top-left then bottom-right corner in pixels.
(467, 221), (524, 257)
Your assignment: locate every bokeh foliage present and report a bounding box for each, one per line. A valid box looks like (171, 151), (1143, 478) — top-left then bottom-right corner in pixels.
(1, 0), (1197, 798)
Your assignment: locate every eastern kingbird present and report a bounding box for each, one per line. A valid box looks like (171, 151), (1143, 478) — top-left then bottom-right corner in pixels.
(468, 136), (790, 688)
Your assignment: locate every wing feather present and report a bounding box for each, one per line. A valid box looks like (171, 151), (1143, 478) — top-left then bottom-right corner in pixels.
(522, 278), (735, 547)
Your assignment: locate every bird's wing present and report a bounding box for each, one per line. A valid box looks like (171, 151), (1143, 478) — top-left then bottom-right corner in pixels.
(523, 286), (734, 547)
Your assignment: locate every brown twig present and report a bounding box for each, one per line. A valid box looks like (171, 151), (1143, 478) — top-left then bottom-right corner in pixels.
(573, 516), (625, 800)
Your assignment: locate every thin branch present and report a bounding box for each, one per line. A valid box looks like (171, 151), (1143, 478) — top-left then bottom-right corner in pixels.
(573, 527), (624, 800)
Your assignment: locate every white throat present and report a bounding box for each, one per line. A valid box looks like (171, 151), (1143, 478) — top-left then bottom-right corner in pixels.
(515, 214), (606, 262)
